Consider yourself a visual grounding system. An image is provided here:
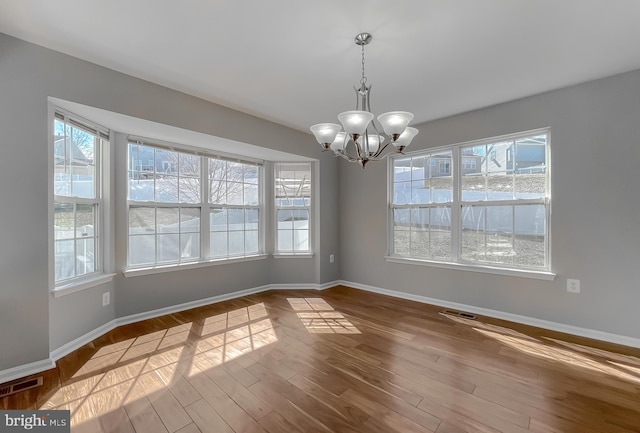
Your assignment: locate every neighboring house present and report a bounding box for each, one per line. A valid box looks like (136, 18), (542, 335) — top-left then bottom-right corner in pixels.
(129, 145), (177, 179)
(53, 133), (93, 176)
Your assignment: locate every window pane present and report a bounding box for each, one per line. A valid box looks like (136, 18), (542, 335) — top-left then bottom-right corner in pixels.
(75, 204), (95, 238)
(514, 136), (547, 199)
(228, 209), (244, 231)
(293, 210), (309, 229)
(157, 234), (180, 263)
(277, 210), (294, 230)
(393, 209), (410, 256)
(210, 209), (227, 232)
(129, 207), (155, 234)
(244, 183), (259, 206)
(209, 179), (227, 204)
(59, 127), (96, 199)
(485, 206), (514, 264)
(244, 165), (258, 184)
(228, 231), (244, 255)
(429, 207), (451, 259)
(180, 233), (200, 260)
(179, 153), (200, 177)
(278, 230), (292, 251)
(209, 159), (227, 180)
(129, 235), (155, 266)
(245, 231), (259, 253)
(129, 181), (155, 201)
(487, 141), (514, 200)
(53, 120), (97, 199)
(461, 145), (486, 201)
(54, 202), (75, 240)
(55, 239), (75, 280)
(294, 230), (309, 251)
(514, 205), (546, 267)
(76, 238), (95, 276)
(461, 205), (486, 262)
(463, 205), (516, 265)
(156, 176), (179, 203)
(180, 208), (200, 233)
(411, 229), (429, 258)
(394, 182), (411, 204)
(157, 208), (179, 234)
(275, 163), (311, 206)
(210, 231), (228, 257)
(227, 182), (243, 205)
(179, 177), (200, 203)
(246, 209), (259, 230)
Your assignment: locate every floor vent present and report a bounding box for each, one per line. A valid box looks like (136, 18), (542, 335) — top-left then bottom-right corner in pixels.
(0, 376), (43, 397)
(441, 309), (477, 320)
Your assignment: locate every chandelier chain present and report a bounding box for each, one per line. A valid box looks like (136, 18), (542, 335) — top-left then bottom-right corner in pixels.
(360, 43), (367, 86)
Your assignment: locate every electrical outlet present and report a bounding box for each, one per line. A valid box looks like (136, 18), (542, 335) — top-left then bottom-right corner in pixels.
(567, 279), (580, 294)
(329, 254), (334, 263)
(102, 292), (110, 306)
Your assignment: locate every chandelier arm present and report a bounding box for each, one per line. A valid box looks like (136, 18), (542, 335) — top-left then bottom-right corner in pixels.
(335, 151), (358, 163)
(372, 141), (393, 159)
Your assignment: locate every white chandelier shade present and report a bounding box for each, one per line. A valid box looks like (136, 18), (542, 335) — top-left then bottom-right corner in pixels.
(309, 123), (341, 150)
(377, 111), (414, 140)
(310, 33), (418, 168)
(337, 110), (374, 137)
(392, 127), (419, 152)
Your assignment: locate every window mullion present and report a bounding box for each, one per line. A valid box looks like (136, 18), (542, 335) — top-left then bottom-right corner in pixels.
(451, 146), (461, 261)
(201, 156), (210, 260)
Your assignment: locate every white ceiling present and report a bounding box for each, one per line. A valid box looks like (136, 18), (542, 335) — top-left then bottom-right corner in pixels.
(2, 0), (640, 134)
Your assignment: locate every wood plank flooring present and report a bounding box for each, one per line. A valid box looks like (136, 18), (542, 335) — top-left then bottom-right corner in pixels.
(2, 285), (639, 432)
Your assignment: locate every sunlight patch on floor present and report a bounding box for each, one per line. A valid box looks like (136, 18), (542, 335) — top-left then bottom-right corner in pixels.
(474, 328), (640, 384)
(288, 298), (360, 334)
(40, 303), (277, 429)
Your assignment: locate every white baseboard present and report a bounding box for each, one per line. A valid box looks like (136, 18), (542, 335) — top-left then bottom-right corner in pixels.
(0, 358), (55, 385)
(337, 280), (640, 349)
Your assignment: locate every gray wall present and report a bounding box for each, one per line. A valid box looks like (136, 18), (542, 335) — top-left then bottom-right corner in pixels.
(339, 68), (640, 339)
(0, 33), (338, 370)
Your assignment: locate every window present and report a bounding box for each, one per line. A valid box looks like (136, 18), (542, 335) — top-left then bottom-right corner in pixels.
(208, 159), (261, 258)
(275, 163), (312, 254)
(127, 141), (263, 268)
(53, 112), (108, 283)
(390, 129), (550, 272)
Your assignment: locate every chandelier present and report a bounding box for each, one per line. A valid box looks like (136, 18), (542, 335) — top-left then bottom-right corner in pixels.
(310, 33), (418, 168)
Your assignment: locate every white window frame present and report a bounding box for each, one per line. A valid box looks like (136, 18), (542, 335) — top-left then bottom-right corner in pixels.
(125, 140), (265, 274)
(50, 109), (115, 296)
(387, 128), (555, 280)
(274, 162), (313, 256)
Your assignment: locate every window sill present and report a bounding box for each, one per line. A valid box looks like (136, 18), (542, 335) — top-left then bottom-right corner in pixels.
(52, 273), (116, 298)
(123, 254), (268, 278)
(273, 253), (314, 259)
(384, 256), (556, 281)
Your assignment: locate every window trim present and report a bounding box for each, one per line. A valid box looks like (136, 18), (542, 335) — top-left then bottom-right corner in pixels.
(388, 128), (553, 278)
(49, 106), (114, 294)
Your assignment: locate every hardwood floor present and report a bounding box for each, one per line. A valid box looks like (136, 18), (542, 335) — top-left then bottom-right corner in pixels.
(2, 285), (639, 432)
